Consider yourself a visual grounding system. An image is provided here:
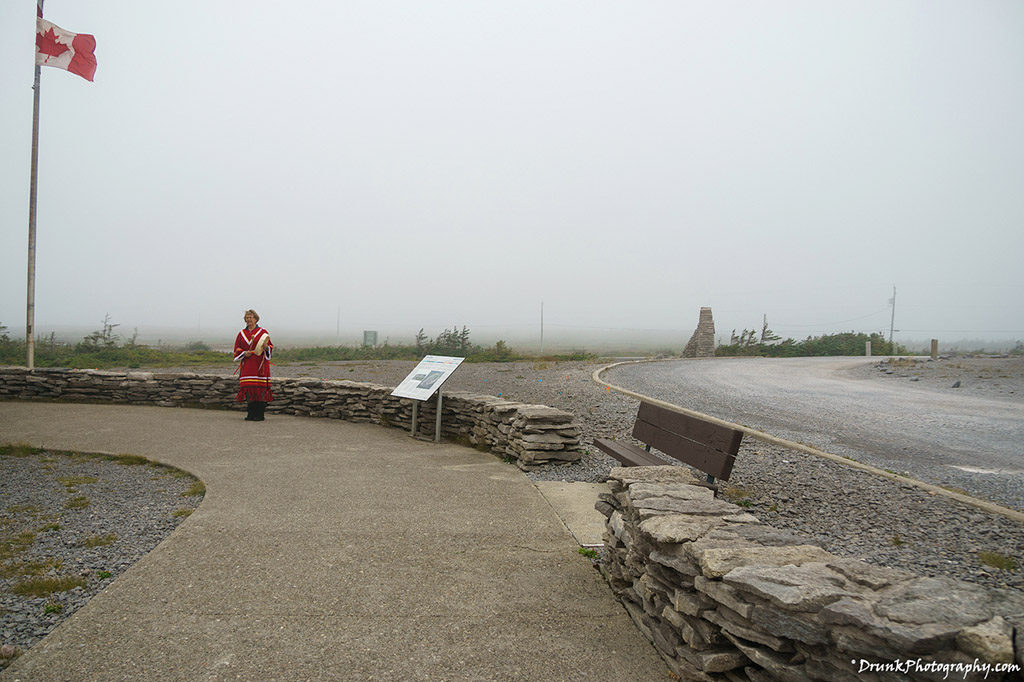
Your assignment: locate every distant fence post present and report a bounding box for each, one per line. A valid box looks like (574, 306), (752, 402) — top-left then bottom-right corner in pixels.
(931, 339), (938, 360)
(865, 341), (871, 357)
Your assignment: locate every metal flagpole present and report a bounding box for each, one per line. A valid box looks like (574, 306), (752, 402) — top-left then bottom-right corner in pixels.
(27, 0), (44, 370)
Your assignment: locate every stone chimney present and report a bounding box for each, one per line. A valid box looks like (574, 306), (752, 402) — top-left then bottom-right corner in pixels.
(682, 307), (715, 358)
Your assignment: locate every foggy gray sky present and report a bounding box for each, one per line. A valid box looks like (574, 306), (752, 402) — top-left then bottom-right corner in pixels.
(3, 1), (1023, 348)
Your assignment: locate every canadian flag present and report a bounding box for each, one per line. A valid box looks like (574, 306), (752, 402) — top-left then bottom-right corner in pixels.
(35, 18), (97, 82)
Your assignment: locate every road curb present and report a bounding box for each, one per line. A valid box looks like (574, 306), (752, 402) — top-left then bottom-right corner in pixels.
(593, 358), (1024, 524)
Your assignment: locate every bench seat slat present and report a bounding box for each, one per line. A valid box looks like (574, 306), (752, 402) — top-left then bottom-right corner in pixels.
(593, 438), (665, 467)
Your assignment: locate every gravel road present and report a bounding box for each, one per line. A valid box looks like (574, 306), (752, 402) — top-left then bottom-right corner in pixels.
(603, 356), (1024, 512)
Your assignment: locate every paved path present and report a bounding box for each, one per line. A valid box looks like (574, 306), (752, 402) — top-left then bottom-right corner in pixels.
(0, 403), (667, 681)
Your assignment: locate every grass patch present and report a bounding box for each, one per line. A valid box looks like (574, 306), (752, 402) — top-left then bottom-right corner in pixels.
(97, 570), (112, 579)
(64, 496), (90, 509)
(181, 481), (205, 497)
(0, 557), (62, 579)
(81, 533), (117, 548)
(171, 508), (193, 518)
(108, 454), (150, 466)
(11, 575), (86, 597)
(891, 535), (904, 546)
(43, 602), (64, 614)
(577, 547), (598, 559)
(5, 503), (41, 515)
(978, 551), (1018, 571)
(721, 485), (751, 503)
(37, 522), (61, 533)
(0, 531), (37, 561)
(0, 443), (43, 458)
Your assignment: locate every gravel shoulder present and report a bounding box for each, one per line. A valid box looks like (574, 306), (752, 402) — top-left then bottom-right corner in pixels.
(843, 354), (1024, 402)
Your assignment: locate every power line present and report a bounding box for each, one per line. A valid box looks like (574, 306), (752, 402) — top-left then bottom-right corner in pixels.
(771, 308), (889, 328)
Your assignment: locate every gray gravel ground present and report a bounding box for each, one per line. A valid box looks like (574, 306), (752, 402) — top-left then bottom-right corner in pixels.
(850, 354), (1024, 402)
(3, 355), (1022, 668)
(0, 450), (202, 670)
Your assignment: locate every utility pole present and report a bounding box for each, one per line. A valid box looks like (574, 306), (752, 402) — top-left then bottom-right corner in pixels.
(888, 285), (896, 349)
(536, 303), (544, 356)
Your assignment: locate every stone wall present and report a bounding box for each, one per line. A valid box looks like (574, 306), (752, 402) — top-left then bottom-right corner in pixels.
(683, 307), (716, 358)
(0, 367), (580, 470)
(597, 466), (1024, 681)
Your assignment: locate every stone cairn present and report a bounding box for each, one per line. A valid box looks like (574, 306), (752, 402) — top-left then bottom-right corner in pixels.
(597, 466), (1024, 681)
(682, 307), (716, 358)
(0, 367), (580, 471)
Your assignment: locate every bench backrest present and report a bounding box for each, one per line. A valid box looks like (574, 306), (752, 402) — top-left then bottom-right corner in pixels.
(632, 402), (743, 480)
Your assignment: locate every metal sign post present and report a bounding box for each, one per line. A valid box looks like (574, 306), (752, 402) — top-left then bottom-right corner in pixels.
(407, 392), (442, 442)
(434, 388), (443, 443)
(392, 355), (464, 443)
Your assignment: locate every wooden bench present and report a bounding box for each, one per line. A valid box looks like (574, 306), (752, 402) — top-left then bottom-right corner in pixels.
(594, 401), (743, 487)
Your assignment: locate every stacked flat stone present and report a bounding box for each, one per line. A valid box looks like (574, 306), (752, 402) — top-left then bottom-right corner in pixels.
(0, 368), (580, 471)
(507, 405), (583, 470)
(682, 307), (716, 358)
(597, 466), (1024, 681)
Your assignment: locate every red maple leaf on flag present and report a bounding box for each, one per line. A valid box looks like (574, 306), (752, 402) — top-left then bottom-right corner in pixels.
(36, 27), (70, 59)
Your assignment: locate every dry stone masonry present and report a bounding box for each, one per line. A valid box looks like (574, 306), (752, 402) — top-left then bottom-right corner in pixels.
(683, 307), (716, 358)
(597, 466), (1024, 681)
(0, 367), (580, 470)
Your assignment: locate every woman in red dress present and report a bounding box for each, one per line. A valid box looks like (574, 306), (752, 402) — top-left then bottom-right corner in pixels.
(234, 309), (273, 421)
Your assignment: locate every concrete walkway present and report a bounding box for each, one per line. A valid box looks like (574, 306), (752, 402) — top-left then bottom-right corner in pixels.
(0, 403), (667, 681)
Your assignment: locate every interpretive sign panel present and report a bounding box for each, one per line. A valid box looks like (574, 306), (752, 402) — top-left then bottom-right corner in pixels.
(390, 355), (464, 401)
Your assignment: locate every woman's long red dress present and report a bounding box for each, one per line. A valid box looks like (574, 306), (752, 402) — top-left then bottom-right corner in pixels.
(234, 326), (273, 402)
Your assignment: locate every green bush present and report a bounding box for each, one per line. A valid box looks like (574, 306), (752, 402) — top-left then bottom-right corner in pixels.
(716, 330), (908, 358)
